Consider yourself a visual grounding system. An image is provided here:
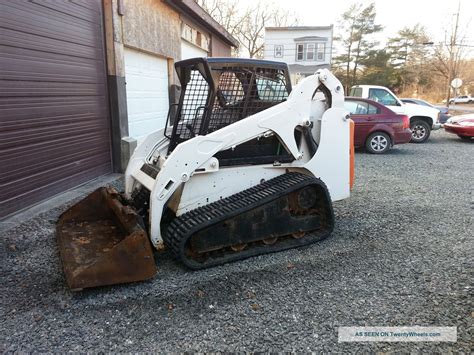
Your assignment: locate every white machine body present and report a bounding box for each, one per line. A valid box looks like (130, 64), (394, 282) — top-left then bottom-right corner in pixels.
(125, 69), (351, 247)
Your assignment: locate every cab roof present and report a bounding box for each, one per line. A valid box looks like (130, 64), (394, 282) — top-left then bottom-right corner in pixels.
(176, 57), (290, 71)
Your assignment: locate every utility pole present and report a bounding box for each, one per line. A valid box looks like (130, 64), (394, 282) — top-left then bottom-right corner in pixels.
(445, 1), (460, 108)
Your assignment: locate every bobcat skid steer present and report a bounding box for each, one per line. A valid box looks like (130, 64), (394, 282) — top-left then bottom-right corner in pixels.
(57, 58), (354, 290)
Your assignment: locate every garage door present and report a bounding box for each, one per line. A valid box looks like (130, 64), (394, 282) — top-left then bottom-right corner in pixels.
(181, 40), (208, 60)
(0, 0), (112, 218)
(124, 48), (169, 142)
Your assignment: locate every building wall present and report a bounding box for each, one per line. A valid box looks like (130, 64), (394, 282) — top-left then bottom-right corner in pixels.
(180, 14), (211, 59)
(105, 0), (182, 170)
(264, 28), (333, 67)
(180, 15), (232, 57)
(182, 40), (208, 59)
(105, 0), (235, 169)
(211, 37), (232, 57)
(122, 0), (181, 60)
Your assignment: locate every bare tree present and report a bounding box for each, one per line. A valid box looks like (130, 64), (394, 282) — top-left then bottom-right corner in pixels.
(196, 0), (298, 58)
(195, 0), (243, 38)
(238, 3), (284, 58)
(425, 1), (474, 104)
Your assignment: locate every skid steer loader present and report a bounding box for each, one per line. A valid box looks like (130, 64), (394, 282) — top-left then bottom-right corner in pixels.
(57, 58), (354, 290)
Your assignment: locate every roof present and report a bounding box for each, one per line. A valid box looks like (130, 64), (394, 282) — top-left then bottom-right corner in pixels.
(207, 57), (288, 68)
(265, 26), (333, 31)
(293, 36), (329, 42)
(164, 0), (239, 48)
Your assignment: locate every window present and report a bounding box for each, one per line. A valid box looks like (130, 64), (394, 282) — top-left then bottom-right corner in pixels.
(316, 43), (325, 61)
(181, 23), (210, 51)
(182, 24), (193, 42)
(296, 44), (304, 61)
(274, 45), (283, 58)
(256, 73), (289, 102)
(350, 87), (363, 97)
(367, 103), (379, 114)
(344, 100), (380, 115)
(296, 42), (326, 61)
(344, 101), (368, 115)
(196, 31), (202, 47)
(306, 43), (315, 60)
(368, 88), (399, 106)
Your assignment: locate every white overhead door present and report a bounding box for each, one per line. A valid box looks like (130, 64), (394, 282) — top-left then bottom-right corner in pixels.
(181, 40), (208, 60)
(124, 48), (169, 142)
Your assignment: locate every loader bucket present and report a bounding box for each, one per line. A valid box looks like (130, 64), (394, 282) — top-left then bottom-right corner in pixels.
(56, 187), (156, 290)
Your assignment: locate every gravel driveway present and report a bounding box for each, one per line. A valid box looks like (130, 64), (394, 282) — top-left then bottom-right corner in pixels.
(1, 130), (472, 352)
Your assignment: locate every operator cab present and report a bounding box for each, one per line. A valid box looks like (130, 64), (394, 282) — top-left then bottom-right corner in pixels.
(166, 57), (294, 166)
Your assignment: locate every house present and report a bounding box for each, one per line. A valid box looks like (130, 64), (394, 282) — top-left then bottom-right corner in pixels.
(0, 0), (238, 219)
(264, 26), (333, 84)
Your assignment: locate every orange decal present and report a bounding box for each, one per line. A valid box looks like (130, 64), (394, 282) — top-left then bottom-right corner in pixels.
(349, 119), (355, 189)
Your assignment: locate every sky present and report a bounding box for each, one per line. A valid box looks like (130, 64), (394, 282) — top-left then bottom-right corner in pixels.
(237, 0), (474, 51)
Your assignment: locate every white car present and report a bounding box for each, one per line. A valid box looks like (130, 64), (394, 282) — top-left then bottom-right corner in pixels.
(448, 95), (473, 104)
(350, 85), (441, 143)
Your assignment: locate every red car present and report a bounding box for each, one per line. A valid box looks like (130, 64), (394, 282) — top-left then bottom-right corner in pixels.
(345, 97), (412, 154)
(444, 114), (474, 141)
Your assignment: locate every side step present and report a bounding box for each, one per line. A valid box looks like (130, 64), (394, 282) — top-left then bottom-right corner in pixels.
(56, 187), (156, 290)
(163, 172), (334, 269)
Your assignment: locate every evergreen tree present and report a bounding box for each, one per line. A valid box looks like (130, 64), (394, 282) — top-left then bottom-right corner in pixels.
(333, 3), (383, 93)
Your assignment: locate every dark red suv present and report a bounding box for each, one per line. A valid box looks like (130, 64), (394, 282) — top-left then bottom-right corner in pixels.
(345, 97), (412, 154)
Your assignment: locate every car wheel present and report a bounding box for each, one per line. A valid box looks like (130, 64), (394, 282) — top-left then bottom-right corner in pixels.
(365, 132), (391, 154)
(410, 120), (431, 143)
(458, 135), (472, 141)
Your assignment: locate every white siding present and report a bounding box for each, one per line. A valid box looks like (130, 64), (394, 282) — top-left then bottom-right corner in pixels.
(124, 48), (169, 142)
(181, 40), (208, 60)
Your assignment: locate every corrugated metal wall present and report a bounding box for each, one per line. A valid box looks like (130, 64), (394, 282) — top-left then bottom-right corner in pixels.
(0, 0), (112, 218)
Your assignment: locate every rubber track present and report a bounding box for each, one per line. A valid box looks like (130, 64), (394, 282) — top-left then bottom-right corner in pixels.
(163, 172), (334, 269)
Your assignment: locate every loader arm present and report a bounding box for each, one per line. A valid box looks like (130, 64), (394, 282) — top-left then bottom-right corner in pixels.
(143, 69), (346, 246)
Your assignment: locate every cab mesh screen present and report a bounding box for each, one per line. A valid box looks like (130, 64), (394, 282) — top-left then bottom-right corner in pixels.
(168, 65), (289, 153)
(172, 70), (209, 144)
